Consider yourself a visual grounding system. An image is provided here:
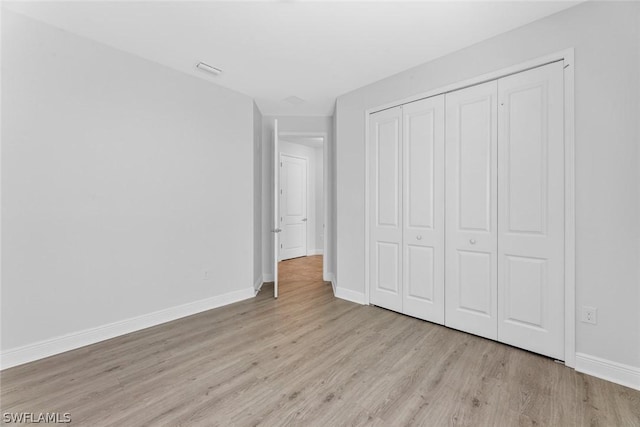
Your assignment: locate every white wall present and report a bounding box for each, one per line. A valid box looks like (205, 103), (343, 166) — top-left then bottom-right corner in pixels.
(261, 116), (334, 280)
(1, 11), (255, 356)
(253, 102), (263, 290)
(278, 140), (323, 255)
(335, 1), (640, 370)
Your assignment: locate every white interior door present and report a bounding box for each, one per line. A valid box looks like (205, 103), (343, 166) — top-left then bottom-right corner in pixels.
(280, 154), (308, 260)
(369, 106), (403, 313)
(497, 61), (565, 359)
(445, 81), (498, 340)
(402, 95), (445, 324)
(272, 119), (280, 298)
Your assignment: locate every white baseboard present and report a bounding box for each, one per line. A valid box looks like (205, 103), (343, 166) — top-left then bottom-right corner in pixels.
(307, 249), (323, 256)
(328, 273), (336, 295)
(263, 273), (274, 282)
(575, 352), (640, 390)
(334, 286), (366, 305)
(253, 275), (264, 294)
(0, 287), (256, 370)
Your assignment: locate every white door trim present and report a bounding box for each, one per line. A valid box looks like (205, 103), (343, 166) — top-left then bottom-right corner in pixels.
(364, 48), (576, 367)
(273, 119), (279, 298)
(279, 131), (330, 282)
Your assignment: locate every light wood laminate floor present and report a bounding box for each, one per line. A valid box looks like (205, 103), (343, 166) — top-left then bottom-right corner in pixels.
(2, 255), (639, 426)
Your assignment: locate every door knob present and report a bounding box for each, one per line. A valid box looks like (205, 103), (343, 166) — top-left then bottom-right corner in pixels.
(302, 218), (307, 222)
(416, 235), (422, 240)
(272, 228), (282, 233)
(469, 239), (476, 245)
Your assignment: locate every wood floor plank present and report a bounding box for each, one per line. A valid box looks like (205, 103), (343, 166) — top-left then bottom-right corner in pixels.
(1, 255), (639, 426)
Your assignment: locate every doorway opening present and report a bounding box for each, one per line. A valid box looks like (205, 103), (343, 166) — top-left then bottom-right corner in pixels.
(272, 126), (329, 298)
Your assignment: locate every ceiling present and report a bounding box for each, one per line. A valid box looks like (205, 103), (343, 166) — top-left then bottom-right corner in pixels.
(4, 1), (580, 116)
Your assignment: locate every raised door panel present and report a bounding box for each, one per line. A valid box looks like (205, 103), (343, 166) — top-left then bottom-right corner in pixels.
(458, 99), (493, 232)
(457, 251), (493, 317)
(503, 256), (547, 327)
(377, 118), (401, 228)
(497, 61), (565, 360)
(406, 245), (434, 301)
(370, 106), (403, 313)
(402, 95), (445, 324)
(406, 108), (435, 231)
(445, 81), (498, 340)
(286, 162), (305, 216)
(377, 242), (400, 294)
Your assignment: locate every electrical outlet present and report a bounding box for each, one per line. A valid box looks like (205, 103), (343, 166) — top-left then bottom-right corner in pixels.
(581, 306), (597, 324)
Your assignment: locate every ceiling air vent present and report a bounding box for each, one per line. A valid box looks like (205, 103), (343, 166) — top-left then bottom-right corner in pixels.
(196, 62), (222, 76)
(283, 96), (305, 105)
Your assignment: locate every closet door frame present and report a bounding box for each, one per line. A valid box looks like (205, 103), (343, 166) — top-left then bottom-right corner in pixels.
(364, 48), (575, 368)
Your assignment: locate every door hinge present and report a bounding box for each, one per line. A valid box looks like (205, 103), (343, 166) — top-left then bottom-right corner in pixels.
(280, 162), (283, 167)
(280, 244), (283, 248)
(280, 189), (283, 194)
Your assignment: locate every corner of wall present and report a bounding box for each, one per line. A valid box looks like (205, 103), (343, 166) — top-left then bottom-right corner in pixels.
(334, 282), (366, 305)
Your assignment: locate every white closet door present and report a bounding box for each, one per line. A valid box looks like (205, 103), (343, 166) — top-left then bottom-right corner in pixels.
(402, 96), (445, 324)
(445, 81), (498, 340)
(497, 61), (565, 359)
(370, 106), (403, 313)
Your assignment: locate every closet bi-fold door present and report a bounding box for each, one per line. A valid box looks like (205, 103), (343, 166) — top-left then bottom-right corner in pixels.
(497, 61), (565, 360)
(445, 81), (498, 340)
(402, 96), (445, 324)
(370, 106), (403, 313)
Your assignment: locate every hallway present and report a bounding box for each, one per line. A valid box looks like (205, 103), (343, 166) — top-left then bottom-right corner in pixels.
(265, 255), (327, 298)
